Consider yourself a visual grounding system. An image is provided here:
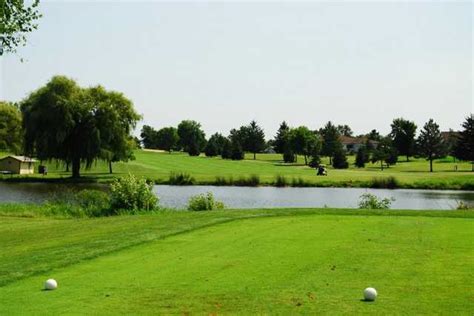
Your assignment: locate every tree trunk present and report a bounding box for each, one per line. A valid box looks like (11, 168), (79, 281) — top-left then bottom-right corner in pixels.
(72, 158), (80, 178)
(329, 156), (332, 165)
(380, 161), (384, 171)
(66, 162), (69, 172)
(109, 161), (113, 174)
(406, 155), (409, 162)
(304, 155), (307, 165)
(429, 158), (433, 172)
(253, 152), (256, 160)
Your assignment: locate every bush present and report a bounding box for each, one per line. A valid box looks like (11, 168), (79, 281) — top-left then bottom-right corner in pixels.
(355, 148), (367, 168)
(169, 172), (195, 185)
(358, 193), (394, 209)
(187, 192), (225, 211)
(308, 155), (321, 168)
(110, 174), (158, 213)
(274, 174), (288, 187)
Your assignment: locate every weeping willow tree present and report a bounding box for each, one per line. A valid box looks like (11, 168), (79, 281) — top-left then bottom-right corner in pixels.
(1, 0), (42, 55)
(21, 76), (141, 178)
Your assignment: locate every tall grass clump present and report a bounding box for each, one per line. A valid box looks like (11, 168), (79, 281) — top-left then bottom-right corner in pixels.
(169, 172), (195, 185)
(215, 176), (232, 186)
(234, 174), (260, 186)
(43, 189), (111, 217)
(358, 193), (395, 209)
(187, 192), (225, 211)
(291, 177), (310, 187)
(110, 174), (158, 213)
(274, 175), (288, 187)
(369, 176), (399, 189)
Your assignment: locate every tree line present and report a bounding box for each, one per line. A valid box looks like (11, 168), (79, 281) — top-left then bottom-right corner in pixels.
(140, 116), (474, 172)
(0, 76), (473, 177)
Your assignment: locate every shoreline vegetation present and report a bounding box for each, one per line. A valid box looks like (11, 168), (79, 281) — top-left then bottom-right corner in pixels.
(0, 150), (474, 190)
(1, 151), (473, 190)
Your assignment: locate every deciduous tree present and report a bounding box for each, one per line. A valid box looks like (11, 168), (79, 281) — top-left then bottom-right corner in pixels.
(390, 118), (417, 161)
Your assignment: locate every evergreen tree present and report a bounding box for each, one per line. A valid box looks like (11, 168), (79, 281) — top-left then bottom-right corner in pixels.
(454, 114), (474, 171)
(355, 147), (367, 168)
(332, 146), (349, 169)
(274, 121), (290, 154)
(417, 119), (446, 172)
(321, 121), (341, 164)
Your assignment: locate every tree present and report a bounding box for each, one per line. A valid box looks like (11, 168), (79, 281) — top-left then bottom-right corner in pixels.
(367, 129), (382, 142)
(337, 124), (353, 137)
(1, 0), (42, 55)
(390, 118), (417, 161)
(205, 133), (227, 157)
(454, 114), (474, 171)
(243, 120), (265, 160)
(230, 140), (244, 160)
(140, 125), (158, 149)
(288, 126), (321, 165)
(156, 127), (179, 153)
(332, 146), (349, 169)
(274, 121), (290, 154)
(355, 147), (367, 168)
(87, 86), (140, 174)
(21, 76), (140, 178)
(417, 119), (446, 172)
(0, 101), (22, 153)
(370, 137), (398, 170)
(220, 138), (232, 159)
(320, 121), (341, 164)
(177, 120), (206, 156)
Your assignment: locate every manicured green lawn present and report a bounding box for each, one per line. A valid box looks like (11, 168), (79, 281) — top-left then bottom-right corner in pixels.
(0, 208), (473, 314)
(1, 150), (473, 189)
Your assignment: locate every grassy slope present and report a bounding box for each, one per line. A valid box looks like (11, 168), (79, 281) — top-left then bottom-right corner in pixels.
(1, 150), (473, 189)
(0, 209), (473, 314)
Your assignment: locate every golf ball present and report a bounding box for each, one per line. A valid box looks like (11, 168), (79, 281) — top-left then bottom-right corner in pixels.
(44, 279), (58, 290)
(363, 287), (377, 301)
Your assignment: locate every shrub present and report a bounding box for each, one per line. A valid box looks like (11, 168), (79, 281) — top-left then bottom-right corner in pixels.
(291, 177), (310, 187)
(283, 149), (296, 163)
(274, 174), (288, 187)
(369, 176), (399, 189)
(358, 193), (394, 209)
(169, 172), (195, 185)
(187, 192), (225, 211)
(110, 174), (158, 213)
(355, 148), (367, 168)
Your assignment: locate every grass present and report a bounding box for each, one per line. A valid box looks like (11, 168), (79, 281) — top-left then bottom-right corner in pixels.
(1, 150), (473, 189)
(0, 207), (473, 314)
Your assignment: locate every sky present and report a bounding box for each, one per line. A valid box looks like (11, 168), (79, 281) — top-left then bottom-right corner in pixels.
(1, 0), (472, 139)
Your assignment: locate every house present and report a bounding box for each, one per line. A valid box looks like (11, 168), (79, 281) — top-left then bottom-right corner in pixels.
(0, 156), (37, 174)
(340, 136), (378, 154)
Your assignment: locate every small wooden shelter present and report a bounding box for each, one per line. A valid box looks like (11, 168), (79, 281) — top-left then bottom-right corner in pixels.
(0, 156), (37, 174)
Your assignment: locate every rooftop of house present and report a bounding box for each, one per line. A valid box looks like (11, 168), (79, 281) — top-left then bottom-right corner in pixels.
(0, 155), (38, 163)
(339, 135), (378, 145)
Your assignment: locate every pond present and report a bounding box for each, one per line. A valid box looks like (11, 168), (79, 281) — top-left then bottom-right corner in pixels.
(0, 182), (473, 210)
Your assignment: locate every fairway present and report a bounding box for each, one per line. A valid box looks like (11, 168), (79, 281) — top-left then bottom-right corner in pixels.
(1, 150), (473, 190)
(1, 211), (473, 315)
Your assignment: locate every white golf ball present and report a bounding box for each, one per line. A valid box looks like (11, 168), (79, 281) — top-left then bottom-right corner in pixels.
(363, 287), (377, 301)
(44, 279), (58, 290)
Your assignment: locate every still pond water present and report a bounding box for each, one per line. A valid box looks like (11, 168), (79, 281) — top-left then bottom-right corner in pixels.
(0, 182), (473, 210)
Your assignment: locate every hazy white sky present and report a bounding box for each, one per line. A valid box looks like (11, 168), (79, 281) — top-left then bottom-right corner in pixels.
(1, 1), (472, 138)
